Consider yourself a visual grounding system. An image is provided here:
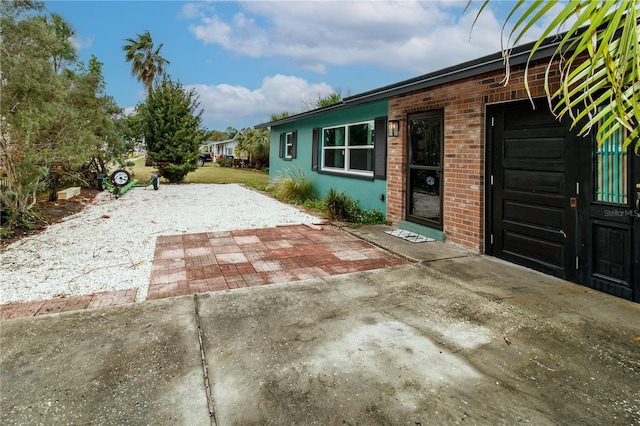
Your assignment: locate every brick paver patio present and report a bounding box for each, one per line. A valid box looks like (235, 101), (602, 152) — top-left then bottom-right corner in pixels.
(147, 224), (409, 300)
(0, 289), (137, 321)
(1, 224), (409, 320)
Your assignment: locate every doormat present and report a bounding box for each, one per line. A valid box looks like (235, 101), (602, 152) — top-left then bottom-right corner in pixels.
(385, 229), (435, 243)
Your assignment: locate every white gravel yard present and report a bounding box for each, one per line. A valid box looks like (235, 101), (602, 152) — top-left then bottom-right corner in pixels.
(0, 184), (320, 305)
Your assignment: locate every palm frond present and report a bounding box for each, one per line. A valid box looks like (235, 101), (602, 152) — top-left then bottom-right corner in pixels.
(473, 0), (640, 152)
(122, 30), (169, 98)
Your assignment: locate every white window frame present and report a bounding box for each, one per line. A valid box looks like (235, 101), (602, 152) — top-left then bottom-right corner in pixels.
(284, 132), (294, 159)
(321, 120), (374, 177)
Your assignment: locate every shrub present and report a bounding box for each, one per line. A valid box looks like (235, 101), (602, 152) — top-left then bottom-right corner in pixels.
(321, 190), (389, 225)
(324, 188), (360, 222)
(355, 209), (390, 225)
(159, 163), (194, 183)
(268, 167), (316, 203)
(0, 204), (42, 237)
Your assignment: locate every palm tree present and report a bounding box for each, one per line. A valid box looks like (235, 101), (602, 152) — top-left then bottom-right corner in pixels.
(469, 0), (639, 151)
(315, 91), (342, 108)
(122, 30), (169, 98)
(235, 128), (270, 166)
(270, 112), (290, 121)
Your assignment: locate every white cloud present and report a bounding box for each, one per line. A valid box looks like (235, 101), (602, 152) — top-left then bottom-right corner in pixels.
(178, 0), (561, 129)
(69, 34), (93, 52)
(185, 0), (513, 74)
(187, 74), (334, 128)
(122, 106), (136, 117)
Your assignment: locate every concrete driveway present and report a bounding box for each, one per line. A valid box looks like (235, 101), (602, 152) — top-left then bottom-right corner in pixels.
(1, 225), (639, 425)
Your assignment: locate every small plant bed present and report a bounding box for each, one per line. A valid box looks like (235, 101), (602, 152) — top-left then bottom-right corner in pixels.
(323, 188), (389, 227)
(1, 188), (100, 248)
(266, 169), (389, 227)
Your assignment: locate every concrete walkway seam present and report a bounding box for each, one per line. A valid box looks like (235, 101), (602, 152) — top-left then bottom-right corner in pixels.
(194, 293), (217, 426)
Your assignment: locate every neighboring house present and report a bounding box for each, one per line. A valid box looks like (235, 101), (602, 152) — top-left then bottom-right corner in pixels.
(256, 37), (639, 303)
(202, 139), (238, 157)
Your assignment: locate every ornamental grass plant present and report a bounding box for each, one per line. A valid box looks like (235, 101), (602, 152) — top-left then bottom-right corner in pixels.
(267, 167), (316, 204)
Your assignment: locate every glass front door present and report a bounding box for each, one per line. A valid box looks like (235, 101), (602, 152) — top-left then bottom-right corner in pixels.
(407, 111), (444, 229)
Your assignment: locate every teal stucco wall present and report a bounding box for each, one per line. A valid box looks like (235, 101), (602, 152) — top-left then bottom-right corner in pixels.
(268, 100), (388, 214)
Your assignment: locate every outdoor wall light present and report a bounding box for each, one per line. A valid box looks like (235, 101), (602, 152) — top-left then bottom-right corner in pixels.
(388, 120), (400, 137)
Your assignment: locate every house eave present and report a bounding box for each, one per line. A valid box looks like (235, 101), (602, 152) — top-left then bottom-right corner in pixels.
(254, 102), (347, 129)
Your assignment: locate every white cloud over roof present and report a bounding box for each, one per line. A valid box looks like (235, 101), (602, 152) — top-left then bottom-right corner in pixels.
(187, 1), (504, 73)
(188, 74), (333, 128)
(181, 0), (558, 128)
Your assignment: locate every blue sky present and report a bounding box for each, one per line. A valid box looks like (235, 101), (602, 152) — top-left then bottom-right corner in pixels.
(43, 0), (554, 131)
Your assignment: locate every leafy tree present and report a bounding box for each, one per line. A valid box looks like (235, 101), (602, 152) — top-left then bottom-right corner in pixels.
(206, 127), (241, 142)
(42, 12), (77, 73)
(137, 77), (206, 183)
(122, 30), (170, 98)
(43, 56), (122, 200)
(120, 112), (144, 151)
(206, 130), (225, 141)
(75, 57), (131, 187)
(225, 126), (239, 139)
(469, 0), (639, 151)
(1, 1), (126, 230)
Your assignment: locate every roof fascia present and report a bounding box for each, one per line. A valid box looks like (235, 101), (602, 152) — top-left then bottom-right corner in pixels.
(254, 102), (347, 129)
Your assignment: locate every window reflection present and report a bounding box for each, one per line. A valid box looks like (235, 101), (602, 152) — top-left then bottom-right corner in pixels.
(408, 112), (443, 228)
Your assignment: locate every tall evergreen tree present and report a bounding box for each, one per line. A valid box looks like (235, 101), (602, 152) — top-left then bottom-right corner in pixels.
(42, 12), (77, 74)
(1, 1), (52, 218)
(137, 77), (206, 183)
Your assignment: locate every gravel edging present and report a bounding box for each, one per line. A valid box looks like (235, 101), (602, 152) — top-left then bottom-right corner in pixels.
(0, 184), (320, 305)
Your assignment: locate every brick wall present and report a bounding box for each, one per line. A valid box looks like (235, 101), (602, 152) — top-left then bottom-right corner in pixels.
(387, 61), (561, 253)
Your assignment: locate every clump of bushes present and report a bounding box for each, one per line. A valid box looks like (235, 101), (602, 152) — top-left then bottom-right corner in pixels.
(301, 198), (325, 213)
(268, 167), (316, 204)
(0, 205), (42, 239)
(267, 171), (389, 226)
(323, 188), (389, 225)
(354, 208), (387, 224)
(324, 188), (359, 221)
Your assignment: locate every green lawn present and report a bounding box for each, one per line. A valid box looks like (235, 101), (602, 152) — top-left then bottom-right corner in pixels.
(119, 158), (270, 191)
